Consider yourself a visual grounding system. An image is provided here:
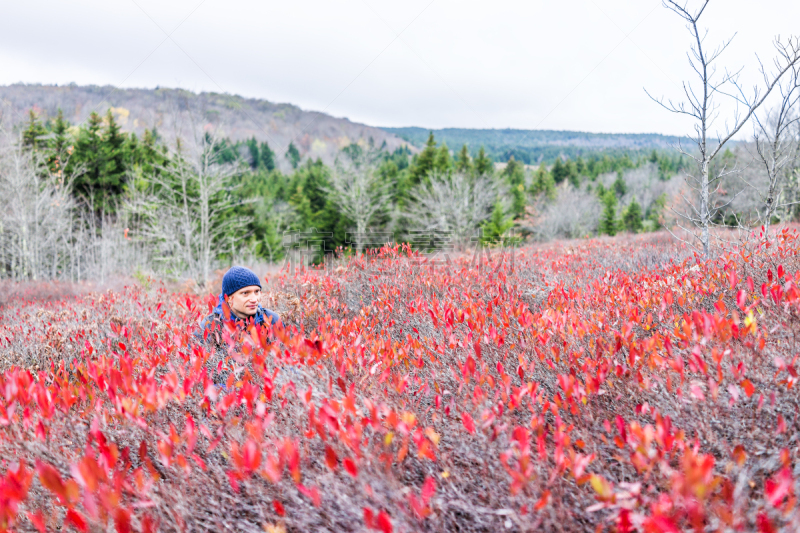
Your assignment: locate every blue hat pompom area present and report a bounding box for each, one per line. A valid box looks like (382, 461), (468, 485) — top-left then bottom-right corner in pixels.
(222, 266), (262, 297)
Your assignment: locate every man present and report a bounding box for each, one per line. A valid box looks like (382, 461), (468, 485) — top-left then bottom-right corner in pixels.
(199, 266), (281, 345)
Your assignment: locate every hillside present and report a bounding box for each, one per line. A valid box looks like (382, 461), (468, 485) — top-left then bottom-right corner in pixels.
(0, 83), (410, 170)
(382, 126), (687, 164)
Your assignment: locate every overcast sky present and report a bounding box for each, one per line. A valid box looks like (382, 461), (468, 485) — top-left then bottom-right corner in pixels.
(1, 0), (798, 135)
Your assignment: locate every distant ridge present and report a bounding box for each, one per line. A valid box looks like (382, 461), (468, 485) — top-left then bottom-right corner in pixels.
(0, 83), (410, 170)
(381, 127), (688, 164)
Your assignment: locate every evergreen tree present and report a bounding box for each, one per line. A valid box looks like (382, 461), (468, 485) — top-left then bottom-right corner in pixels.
(101, 110), (126, 193)
(70, 111), (104, 206)
(247, 137), (260, 170)
(286, 142), (301, 169)
(260, 142), (276, 172)
(551, 158), (570, 184)
(456, 144), (473, 174)
(503, 156), (526, 219)
(612, 171), (627, 197)
(481, 202), (514, 245)
(622, 198), (644, 233)
(532, 164), (556, 200)
(473, 146), (493, 177)
(574, 156), (587, 176)
(599, 191), (618, 236)
(48, 109), (70, 173)
(434, 142), (453, 174)
(22, 110), (47, 150)
(567, 161), (581, 188)
(128, 128), (167, 181)
(409, 132), (438, 184)
(68, 110), (127, 212)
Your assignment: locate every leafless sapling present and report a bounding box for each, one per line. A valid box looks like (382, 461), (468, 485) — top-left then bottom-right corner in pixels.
(648, 0), (800, 256)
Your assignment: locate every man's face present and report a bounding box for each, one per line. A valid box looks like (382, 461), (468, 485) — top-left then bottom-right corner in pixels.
(226, 285), (261, 319)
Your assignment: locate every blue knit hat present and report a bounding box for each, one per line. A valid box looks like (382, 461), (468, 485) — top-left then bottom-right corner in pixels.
(222, 266), (261, 297)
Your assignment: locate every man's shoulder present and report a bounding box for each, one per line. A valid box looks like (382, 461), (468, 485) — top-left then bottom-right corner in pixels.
(258, 307), (281, 326)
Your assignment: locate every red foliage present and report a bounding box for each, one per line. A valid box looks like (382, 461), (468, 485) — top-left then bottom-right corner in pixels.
(1, 231), (800, 531)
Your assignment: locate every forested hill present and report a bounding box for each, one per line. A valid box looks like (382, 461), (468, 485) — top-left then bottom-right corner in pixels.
(0, 83), (409, 170)
(381, 127), (686, 164)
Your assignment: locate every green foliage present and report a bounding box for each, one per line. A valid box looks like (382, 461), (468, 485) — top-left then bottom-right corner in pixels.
(286, 142), (301, 169)
(22, 110), (47, 150)
(456, 144), (473, 174)
(473, 146), (493, 177)
(612, 171), (627, 197)
(383, 126), (686, 165)
(599, 191), (618, 236)
(434, 142), (453, 174)
(645, 193), (667, 229)
(551, 158), (568, 184)
(531, 164), (556, 200)
(502, 156), (526, 219)
(67, 111), (128, 212)
(481, 202), (515, 245)
(622, 198), (644, 233)
(409, 132), (438, 185)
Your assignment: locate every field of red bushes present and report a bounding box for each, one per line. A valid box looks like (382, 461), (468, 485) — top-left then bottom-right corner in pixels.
(1, 231), (799, 532)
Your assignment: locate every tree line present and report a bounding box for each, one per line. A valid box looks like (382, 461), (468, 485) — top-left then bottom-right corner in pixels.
(1, 108), (689, 284)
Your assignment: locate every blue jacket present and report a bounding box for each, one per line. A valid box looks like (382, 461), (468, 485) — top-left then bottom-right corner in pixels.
(198, 293), (281, 343)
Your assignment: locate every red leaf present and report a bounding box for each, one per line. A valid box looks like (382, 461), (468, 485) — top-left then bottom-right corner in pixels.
(66, 510), (89, 533)
(36, 460), (65, 499)
(741, 379), (755, 398)
(737, 290), (747, 309)
(273, 500), (286, 517)
(364, 508), (375, 528)
(376, 511), (393, 533)
(765, 468), (793, 507)
(26, 512), (46, 533)
(297, 484), (322, 507)
(535, 489), (551, 510)
(757, 512), (776, 533)
(343, 457), (358, 477)
(114, 508), (132, 533)
(421, 476), (436, 501)
(462, 412), (475, 434)
(325, 446), (338, 470)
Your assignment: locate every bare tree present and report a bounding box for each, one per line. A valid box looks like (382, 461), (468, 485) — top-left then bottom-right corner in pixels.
(408, 172), (500, 249)
(324, 153), (390, 253)
(0, 134), (76, 280)
(648, 0), (800, 256)
(128, 128), (246, 287)
(748, 61), (800, 236)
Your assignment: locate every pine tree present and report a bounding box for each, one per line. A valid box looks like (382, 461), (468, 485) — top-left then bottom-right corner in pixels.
(48, 109), (70, 173)
(22, 110), (47, 150)
(286, 142), (301, 169)
(247, 137), (260, 169)
(409, 132), (438, 185)
(622, 198), (644, 233)
(473, 146), (493, 177)
(101, 110), (126, 197)
(434, 142), (453, 174)
(599, 191), (618, 236)
(503, 156), (527, 219)
(70, 111), (104, 206)
(456, 144), (473, 174)
(532, 164), (556, 200)
(551, 158), (569, 184)
(260, 141), (276, 171)
(481, 202), (514, 245)
(612, 171), (627, 197)
(567, 161), (581, 188)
